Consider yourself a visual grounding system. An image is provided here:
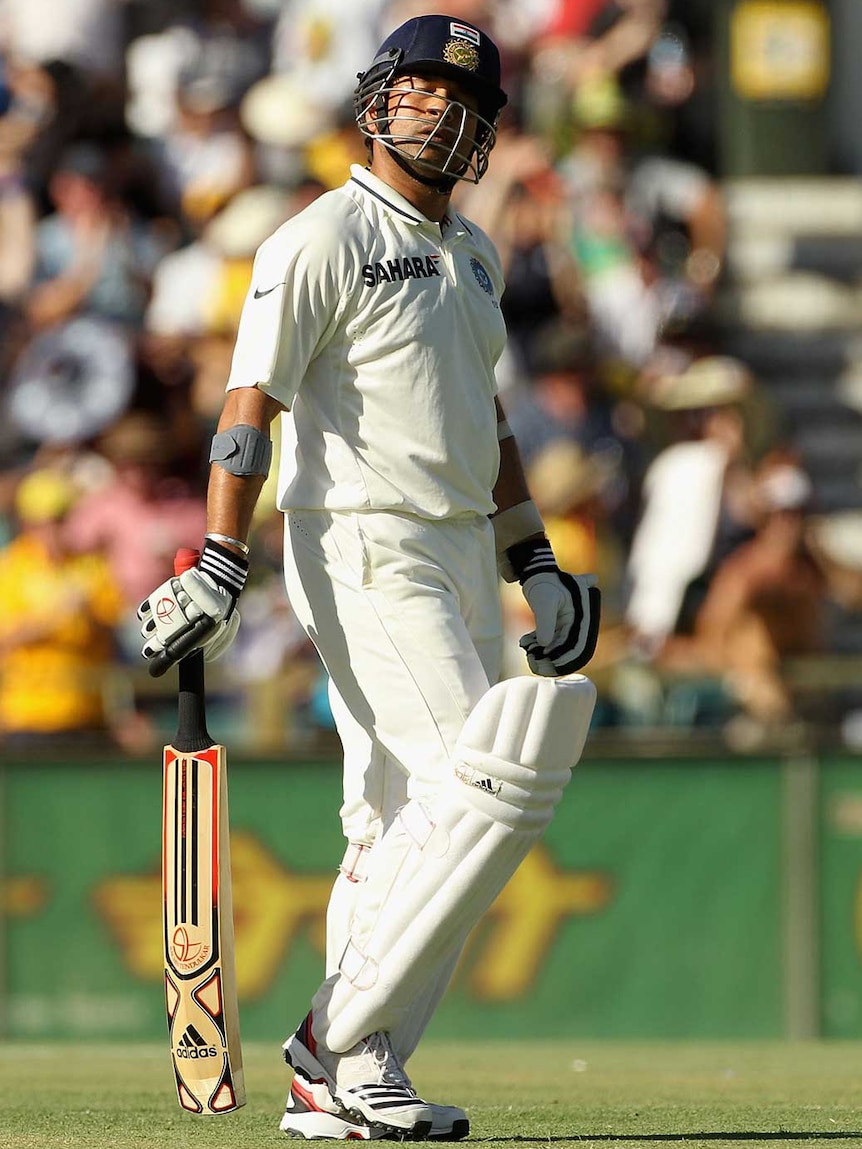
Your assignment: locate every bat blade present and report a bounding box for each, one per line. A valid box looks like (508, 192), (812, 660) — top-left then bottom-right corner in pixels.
(163, 742), (245, 1113)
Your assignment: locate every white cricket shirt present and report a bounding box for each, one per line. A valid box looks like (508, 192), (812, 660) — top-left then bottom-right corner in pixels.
(226, 164), (508, 519)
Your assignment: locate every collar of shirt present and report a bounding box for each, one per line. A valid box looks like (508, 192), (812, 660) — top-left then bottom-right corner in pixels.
(348, 164), (471, 243)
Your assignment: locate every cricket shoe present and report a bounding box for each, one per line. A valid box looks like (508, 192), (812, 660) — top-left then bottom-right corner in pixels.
(281, 1072), (470, 1141)
(280, 1073), (388, 1140)
(283, 1013), (433, 1139)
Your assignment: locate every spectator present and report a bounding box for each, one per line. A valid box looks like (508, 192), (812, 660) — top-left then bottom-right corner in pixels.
(155, 66), (256, 231)
(557, 73), (726, 367)
(523, 0), (667, 142)
(0, 58), (39, 311)
(662, 456), (827, 738)
(532, 0), (667, 84)
(124, 0), (271, 142)
(0, 0), (125, 82)
(271, 0), (387, 119)
(144, 182), (292, 342)
(0, 466), (127, 747)
(65, 411), (207, 627)
(457, 126), (588, 373)
(505, 316), (622, 465)
(623, 355), (761, 656)
(25, 142), (168, 331)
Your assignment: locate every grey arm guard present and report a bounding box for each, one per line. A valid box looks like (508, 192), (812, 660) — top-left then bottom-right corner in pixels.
(209, 423), (273, 477)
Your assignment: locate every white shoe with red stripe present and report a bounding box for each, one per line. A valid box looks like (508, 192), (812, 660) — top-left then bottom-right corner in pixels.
(283, 1013), (433, 1139)
(280, 1072), (469, 1141)
(280, 1073), (387, 1140)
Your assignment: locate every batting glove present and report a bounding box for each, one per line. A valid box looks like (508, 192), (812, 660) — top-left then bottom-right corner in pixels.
(137, 538), (249, 674)
(508, 537), (601, 676)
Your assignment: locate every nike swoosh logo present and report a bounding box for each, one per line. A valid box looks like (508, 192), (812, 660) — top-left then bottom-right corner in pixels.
(253, 284), (281, 299)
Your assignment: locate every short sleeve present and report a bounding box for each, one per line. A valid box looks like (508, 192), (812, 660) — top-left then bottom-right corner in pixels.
(226, 212), (347, 409)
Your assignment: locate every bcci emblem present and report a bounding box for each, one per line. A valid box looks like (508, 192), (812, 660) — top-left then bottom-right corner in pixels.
(443, 38), (480, 72)
(470, 257), (494, 296)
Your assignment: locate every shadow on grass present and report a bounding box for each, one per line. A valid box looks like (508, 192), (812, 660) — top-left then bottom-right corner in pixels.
(479, 1134), (862, 1143)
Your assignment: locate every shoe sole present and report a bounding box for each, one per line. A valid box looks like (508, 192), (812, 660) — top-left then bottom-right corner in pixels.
(433, 1118), (469, 1141)
(280, 1113), (468, 1143)
(284, 1079), (468, 1142)
(342, 1108), (432, 1142)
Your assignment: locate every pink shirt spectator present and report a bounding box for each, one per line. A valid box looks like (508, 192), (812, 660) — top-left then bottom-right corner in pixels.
(65, 412), (208, 607)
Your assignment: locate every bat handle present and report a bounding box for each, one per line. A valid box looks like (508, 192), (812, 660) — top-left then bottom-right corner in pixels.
(168, 548), (215, 751)
(147, 615), (217, 679)
(147, 548), (213, 679)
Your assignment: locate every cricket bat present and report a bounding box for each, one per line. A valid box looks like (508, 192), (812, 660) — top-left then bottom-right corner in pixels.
(162, 548), (245, 1114)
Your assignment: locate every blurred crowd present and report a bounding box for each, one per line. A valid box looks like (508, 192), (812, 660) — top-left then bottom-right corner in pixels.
(0, 0), (855, 756)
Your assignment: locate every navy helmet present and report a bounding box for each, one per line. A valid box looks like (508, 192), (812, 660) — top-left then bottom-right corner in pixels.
(354, 15), (507, 186)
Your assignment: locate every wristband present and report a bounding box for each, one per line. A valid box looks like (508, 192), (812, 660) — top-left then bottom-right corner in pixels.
(490, 499), (545, 553)
(205, 531), (250, 556)
(491, 499), (547, 582)
(506, 537), (558, 585)
(199, 537), (249, 602)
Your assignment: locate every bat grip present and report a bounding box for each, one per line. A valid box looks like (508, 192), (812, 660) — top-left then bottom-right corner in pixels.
(165, 547), (215, 751)
(175, 647), (214, 752)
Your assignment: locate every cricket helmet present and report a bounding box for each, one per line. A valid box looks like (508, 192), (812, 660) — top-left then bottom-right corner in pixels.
(354, 15), (507, 186)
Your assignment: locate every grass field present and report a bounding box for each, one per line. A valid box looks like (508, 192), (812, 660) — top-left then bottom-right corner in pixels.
(2, 1040), (862, 1149)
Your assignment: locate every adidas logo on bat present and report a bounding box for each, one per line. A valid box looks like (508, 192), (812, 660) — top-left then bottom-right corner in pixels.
(175, 1023), (218, 1059)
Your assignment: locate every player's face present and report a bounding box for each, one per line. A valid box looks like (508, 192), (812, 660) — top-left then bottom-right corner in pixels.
(379, 73), (484, 178)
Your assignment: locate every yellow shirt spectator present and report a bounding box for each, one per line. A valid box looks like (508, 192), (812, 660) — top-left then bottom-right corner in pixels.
(0, 471), (125, 738)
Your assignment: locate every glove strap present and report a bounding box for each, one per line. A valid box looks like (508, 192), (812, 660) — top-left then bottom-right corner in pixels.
(199, 537), (249, 603)
(506, 537), (558, 585)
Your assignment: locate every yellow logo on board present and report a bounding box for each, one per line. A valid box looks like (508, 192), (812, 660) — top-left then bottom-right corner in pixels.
(94, 833), (612, 1001)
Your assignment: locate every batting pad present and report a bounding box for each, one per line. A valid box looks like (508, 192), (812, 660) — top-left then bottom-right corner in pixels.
(313, 674), (596, 1053)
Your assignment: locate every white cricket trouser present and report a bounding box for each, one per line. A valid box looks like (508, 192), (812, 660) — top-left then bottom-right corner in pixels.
(283, 509), (503, 821)
(282, 508), (503, 1054)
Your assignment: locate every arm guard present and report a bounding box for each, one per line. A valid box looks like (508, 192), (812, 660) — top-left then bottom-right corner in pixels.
(209, 424), (273, 477)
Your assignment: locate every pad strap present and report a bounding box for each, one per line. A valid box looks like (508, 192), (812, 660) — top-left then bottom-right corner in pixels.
(339, 842), (372, 884)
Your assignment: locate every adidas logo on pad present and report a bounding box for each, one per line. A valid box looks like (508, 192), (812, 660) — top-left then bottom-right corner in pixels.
(455, 763), (502, 795)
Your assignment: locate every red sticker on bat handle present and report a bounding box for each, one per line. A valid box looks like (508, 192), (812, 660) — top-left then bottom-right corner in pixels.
(174, 548), (201, 576)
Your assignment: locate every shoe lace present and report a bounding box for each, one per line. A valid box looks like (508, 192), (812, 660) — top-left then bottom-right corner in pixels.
(363, 1032), (414, 1091)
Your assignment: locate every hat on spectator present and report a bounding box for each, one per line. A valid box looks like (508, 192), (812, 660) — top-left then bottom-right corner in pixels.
(527, 439), (619, 516)
(55, 142), (111, 184)
(240, 73), (335, 148)
(15, 469), (78, 525)
(528, 319), (596, 377)
(205, 185), (290, 258)
(652, 355), (751, 411)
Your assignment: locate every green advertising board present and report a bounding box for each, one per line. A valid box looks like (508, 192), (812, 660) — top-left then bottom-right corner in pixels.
(818, 757), (862, 1038)
(1, 756), (785, 1042)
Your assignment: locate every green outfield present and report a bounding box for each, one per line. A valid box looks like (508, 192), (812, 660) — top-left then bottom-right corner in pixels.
(1, 1040), (861, 1149)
